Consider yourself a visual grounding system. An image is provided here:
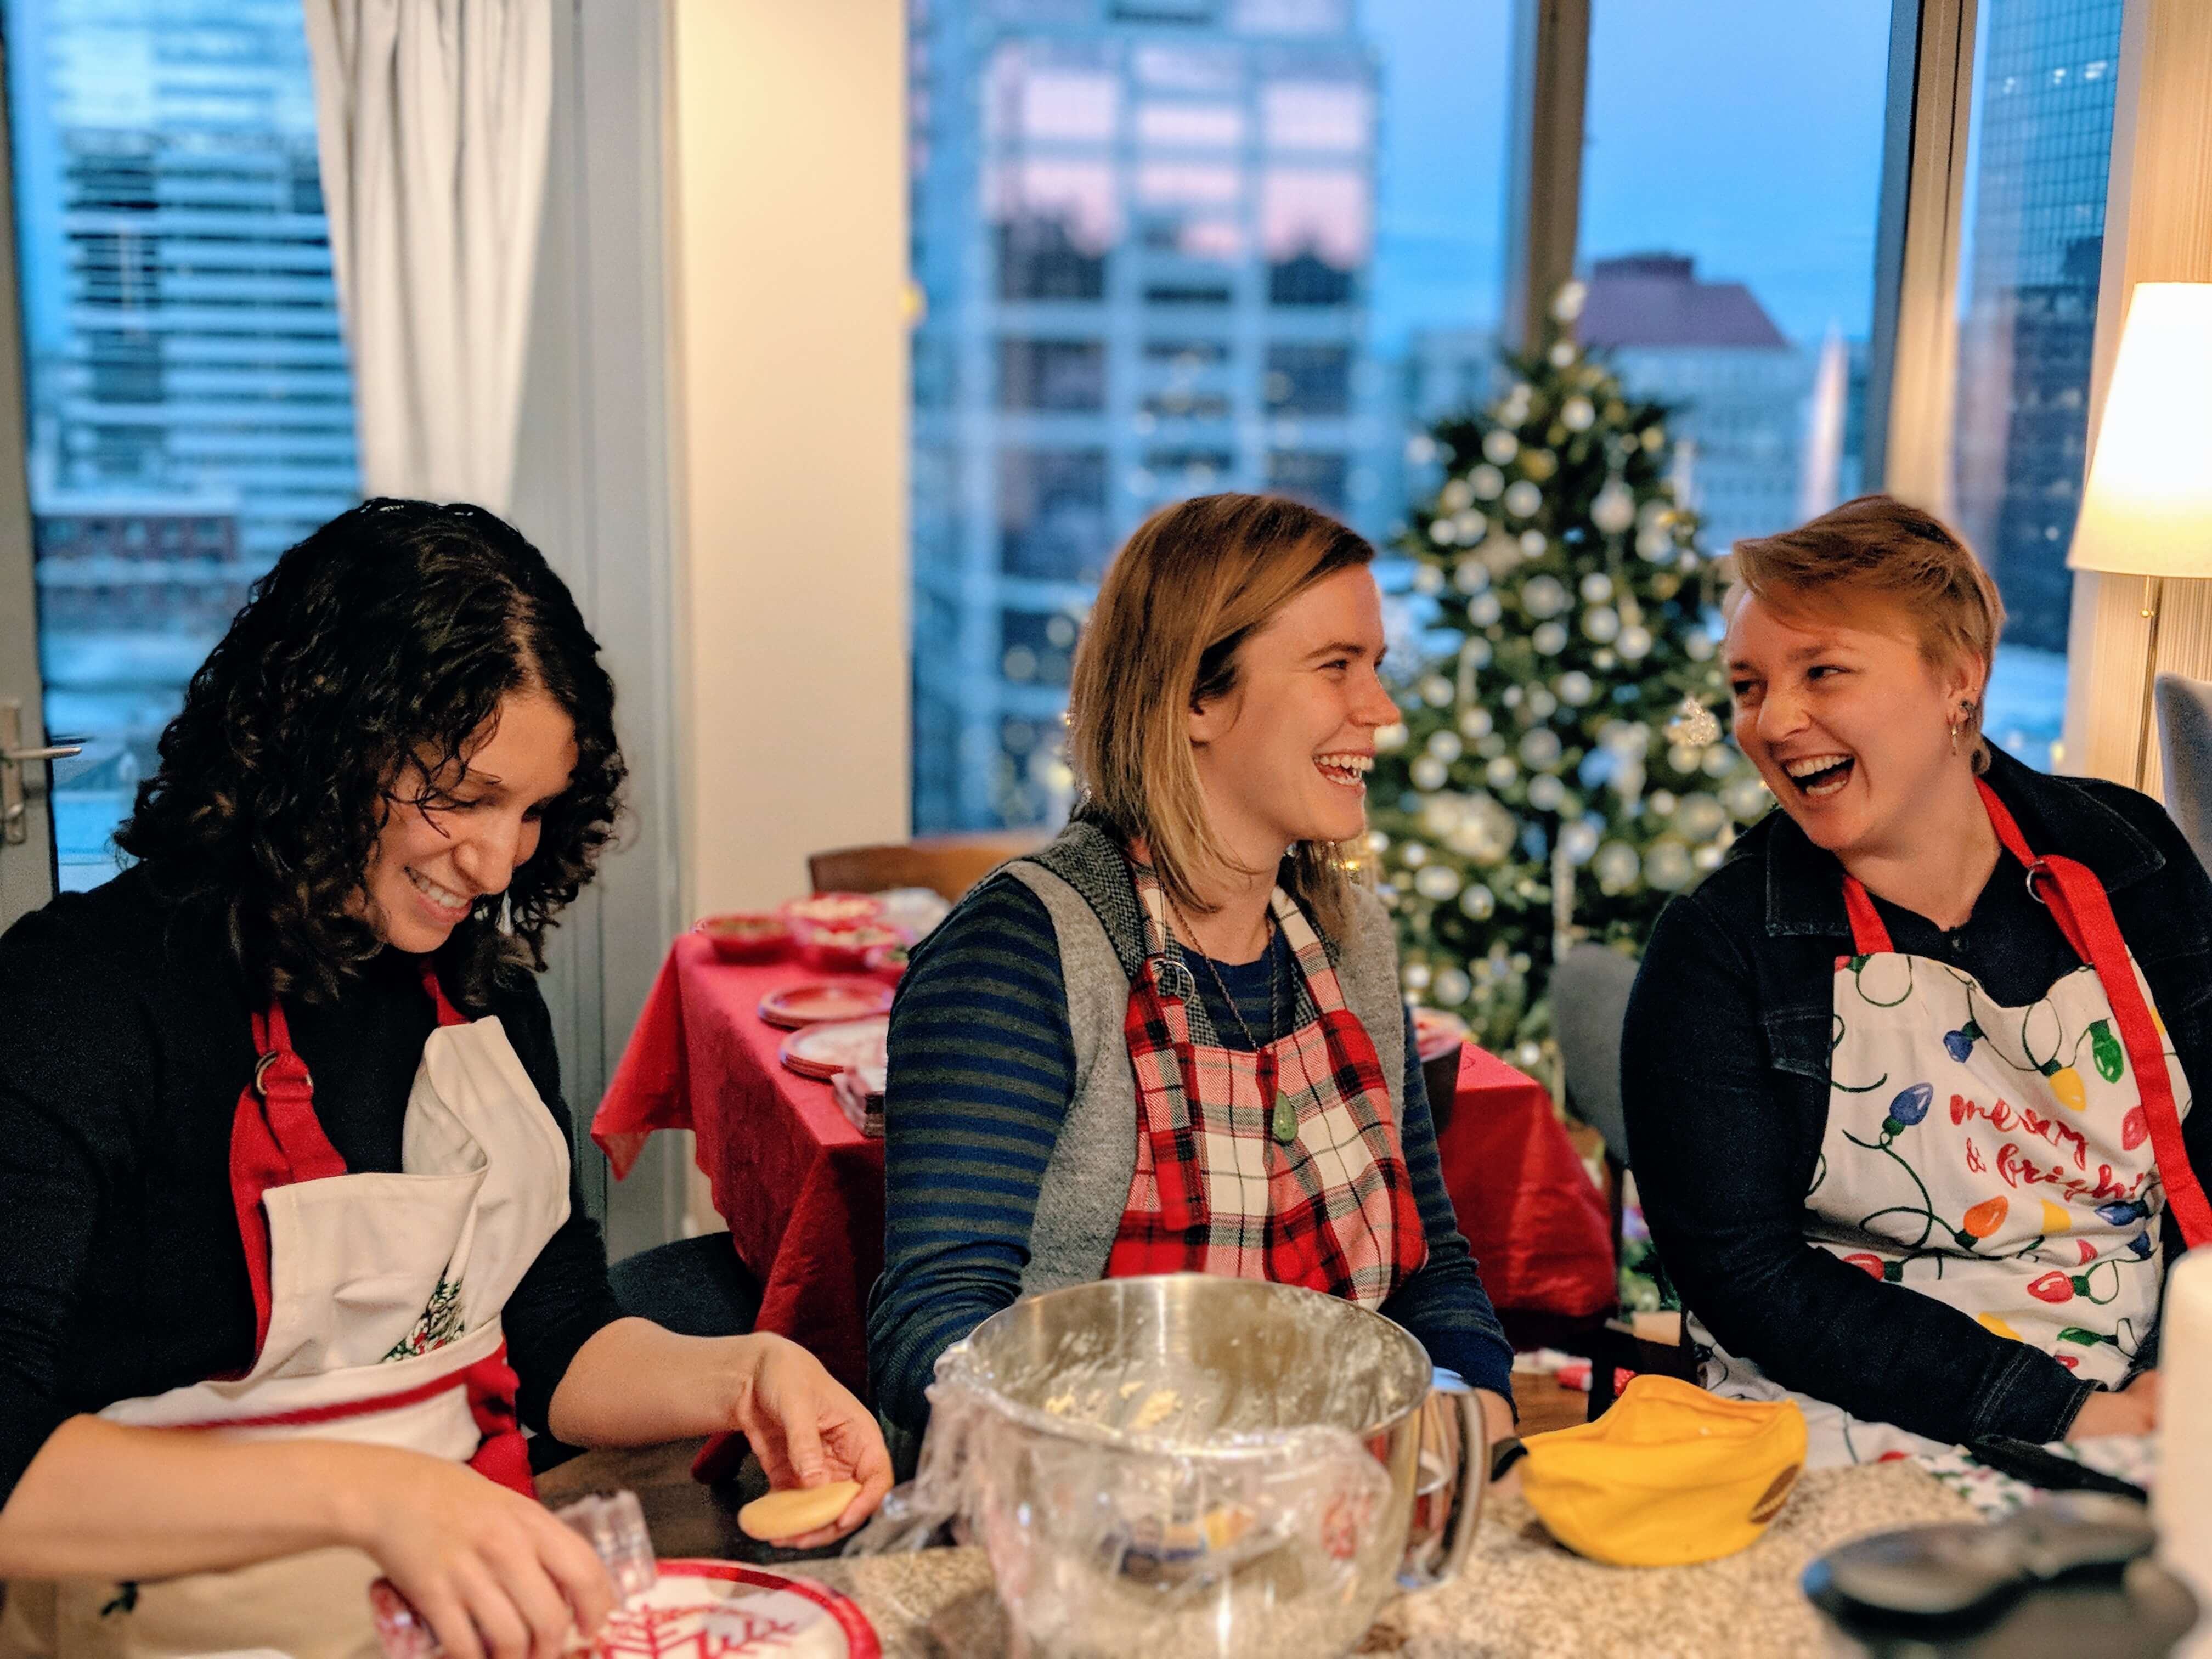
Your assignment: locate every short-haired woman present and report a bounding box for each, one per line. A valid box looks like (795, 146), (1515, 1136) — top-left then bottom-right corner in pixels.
(868, 493), (1516, 1470)
(1623, 494), (2211, 1464)
(0, 501), (888, 1659)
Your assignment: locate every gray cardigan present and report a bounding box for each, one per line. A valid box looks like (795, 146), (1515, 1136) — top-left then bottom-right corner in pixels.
(1005, 823), (1409, 1295)
(866, 819), (1515, 1467)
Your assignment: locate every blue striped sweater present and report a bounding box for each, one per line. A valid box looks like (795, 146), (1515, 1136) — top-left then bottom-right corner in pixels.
(866, 872), (1515, 1436)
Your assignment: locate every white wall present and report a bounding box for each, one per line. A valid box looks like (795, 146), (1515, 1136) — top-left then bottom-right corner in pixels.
(665, 0), (911, 914)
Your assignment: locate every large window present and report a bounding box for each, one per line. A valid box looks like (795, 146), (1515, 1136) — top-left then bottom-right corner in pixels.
(7, 0), (360, 888)
(1576, 0), (1892, 562)
(907, 0), (1511, 831)
(1952, 0), (2123, 770)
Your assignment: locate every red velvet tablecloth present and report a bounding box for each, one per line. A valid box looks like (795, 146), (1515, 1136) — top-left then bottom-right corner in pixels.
(594, 937), (887, 1402)
(594, 937), (1614, 1475)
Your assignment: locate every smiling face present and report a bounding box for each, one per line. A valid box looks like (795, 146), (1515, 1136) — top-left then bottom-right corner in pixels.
(1725, 591), (1982, 862)
(1186, 564), (1400, 865)
(360, 687), (579, 953)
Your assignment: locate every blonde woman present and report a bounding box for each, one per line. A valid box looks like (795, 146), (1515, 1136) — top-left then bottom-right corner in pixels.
(1623, 495), (2211, 1465)
(867, 493), (1516, 1471)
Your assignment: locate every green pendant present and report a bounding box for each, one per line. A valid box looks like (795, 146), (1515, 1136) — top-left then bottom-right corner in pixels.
(1272, 1096), (1298, 1144)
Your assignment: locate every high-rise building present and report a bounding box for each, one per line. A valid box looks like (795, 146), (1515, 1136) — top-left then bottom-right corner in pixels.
(7, 0), (359, 876)
(1951, 0), (2123, 656)
(909, 0), (1391, 832)
(1578, 253), (1815, 557)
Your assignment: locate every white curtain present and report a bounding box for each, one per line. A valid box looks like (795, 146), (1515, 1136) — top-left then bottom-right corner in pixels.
(303, 0), (553, 515)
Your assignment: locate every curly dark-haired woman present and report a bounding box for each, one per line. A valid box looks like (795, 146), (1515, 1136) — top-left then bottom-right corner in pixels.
(0, 501), (888, 1659)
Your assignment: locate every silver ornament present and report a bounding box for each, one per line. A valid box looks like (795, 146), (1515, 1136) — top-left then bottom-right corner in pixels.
(1665, 695), (1722, 748)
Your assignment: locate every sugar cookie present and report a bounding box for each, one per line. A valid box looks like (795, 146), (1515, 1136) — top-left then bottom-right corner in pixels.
(736, 1480), (861, 1542)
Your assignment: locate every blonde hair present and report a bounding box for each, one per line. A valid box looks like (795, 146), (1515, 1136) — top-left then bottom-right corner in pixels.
(1726, 494), (2006, 770)
(1066, 493), (1374, 940)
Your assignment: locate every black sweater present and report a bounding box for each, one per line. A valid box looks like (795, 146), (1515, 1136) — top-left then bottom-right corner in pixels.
(0, 867), (622, 1505)
(1622, 750), (2212, 1448)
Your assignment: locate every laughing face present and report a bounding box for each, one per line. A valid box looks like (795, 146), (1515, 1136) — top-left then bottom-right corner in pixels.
(359, 689), (579, 953)
(1187, 564), (1400, 865)
(1725, 591), (1980, 863)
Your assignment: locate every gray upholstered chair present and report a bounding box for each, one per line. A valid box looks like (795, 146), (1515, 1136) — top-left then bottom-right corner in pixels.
(2156, 672), (2212, 876)
(1552, 943), (1641, 1170)
(1551, 941), (1696, 1415)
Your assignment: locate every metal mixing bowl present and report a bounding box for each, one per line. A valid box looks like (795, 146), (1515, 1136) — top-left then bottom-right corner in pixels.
(941, 1274), (1486, 1658)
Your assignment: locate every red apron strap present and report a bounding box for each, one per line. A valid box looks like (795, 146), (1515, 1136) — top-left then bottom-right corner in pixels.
(1976, 780), (2212, 1247)
(1839, 876), (1893, 956)
(422, 964), (470, 1029)
(1975, 778), (2039, 870)
(229, 967), (471, 1361)
(232, 1000), (349, 1355)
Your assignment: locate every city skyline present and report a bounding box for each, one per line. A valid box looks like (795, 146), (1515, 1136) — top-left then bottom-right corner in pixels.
(7, 0), (361, 885)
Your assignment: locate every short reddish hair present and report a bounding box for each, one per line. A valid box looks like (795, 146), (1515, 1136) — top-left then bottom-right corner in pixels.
(1726, 495), (2005, 766)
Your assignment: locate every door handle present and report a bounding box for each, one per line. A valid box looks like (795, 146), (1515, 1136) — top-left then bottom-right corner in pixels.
(0, 700), (83, 845)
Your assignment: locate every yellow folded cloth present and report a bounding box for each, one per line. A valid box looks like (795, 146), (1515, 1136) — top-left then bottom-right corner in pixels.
(1521, 1374), (1807, 1567)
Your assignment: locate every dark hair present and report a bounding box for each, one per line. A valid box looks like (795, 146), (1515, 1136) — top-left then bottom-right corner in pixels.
(118, 498), (626, 1007)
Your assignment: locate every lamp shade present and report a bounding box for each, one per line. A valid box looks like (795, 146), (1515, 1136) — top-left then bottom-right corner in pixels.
(2068, 282), (2212, 578)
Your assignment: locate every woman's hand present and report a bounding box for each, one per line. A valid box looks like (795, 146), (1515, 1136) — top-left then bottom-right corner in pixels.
(1476, 1389), (1522, 1497)
(341, 1448), (614, 1659)
(2065, 1369), (2159, 1441)
(724, 1333), (895, 1548)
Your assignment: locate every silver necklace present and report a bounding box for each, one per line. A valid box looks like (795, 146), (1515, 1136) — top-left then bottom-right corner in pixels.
(1166, 896), (1301, 1144)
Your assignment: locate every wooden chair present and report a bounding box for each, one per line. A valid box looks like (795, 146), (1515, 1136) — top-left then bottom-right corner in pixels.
(806, 831), (1048, 904)
(1550, 943), (1701, 1418)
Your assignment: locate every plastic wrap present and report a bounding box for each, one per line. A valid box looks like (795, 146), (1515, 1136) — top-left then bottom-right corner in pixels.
(849, 1337), (1395, 1657)
(370, 1488), (657, 1659)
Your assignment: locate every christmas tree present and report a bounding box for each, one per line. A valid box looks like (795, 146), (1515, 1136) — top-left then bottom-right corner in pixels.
(1369, 283), (1771, 1077)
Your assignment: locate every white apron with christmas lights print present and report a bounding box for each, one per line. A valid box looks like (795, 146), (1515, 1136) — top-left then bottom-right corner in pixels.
(1696, 783), (2200, 1467)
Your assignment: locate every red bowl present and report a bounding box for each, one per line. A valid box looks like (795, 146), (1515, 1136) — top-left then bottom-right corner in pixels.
(695, 912), (793, 963)
(863, 941), (910, 985)
(800, 924), (909, 974)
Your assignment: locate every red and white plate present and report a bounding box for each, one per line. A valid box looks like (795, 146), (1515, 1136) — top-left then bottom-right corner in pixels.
(590, 1559), (878, 1659)
(757, 982), (895, 1030)
(780, 1015), (891, 1082)
(1411, 1005), (1469, 1064)
(782, 893), (884, 931)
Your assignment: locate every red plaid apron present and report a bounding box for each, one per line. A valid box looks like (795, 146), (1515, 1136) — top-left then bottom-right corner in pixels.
(1104, 856), (1429, 1307)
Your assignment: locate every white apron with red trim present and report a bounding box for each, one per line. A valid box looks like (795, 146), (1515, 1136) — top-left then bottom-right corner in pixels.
(1694, 781), (2210, 1467)
(0, 976), (572, 1659)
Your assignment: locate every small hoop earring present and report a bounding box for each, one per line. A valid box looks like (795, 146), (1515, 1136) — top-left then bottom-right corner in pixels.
(1950, 720), (1962, 756)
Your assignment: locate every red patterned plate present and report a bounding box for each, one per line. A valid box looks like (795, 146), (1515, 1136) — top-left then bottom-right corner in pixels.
(758, 981), (895, 1030)
(1411, 1005), (1469, 1064)
(780, 1015), (891, 1082)
(590, 1559), (877, 1659)
(782, 892), (884, 931)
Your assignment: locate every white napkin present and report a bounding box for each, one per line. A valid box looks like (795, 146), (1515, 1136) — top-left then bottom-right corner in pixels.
(2158, 1246), (2212, 1650)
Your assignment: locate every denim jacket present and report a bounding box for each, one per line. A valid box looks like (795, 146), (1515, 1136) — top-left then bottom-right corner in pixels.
(1621, 748), (2212, 1448)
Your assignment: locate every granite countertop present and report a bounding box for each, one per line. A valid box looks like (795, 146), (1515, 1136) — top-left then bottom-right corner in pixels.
(803, 1461), (1977, 1659)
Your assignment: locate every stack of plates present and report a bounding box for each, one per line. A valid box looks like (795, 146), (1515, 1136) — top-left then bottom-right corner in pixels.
(832, 1063), (888, 1138)
(780, 1016), (890, 1083)
(758, 982), (894, 1030)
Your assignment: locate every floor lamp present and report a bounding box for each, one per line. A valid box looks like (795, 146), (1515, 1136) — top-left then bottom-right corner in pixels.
(2065, 283), (2212, 793)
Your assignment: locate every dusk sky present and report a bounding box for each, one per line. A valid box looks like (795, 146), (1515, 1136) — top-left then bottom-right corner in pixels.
(1364, 0), (1895, 352)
